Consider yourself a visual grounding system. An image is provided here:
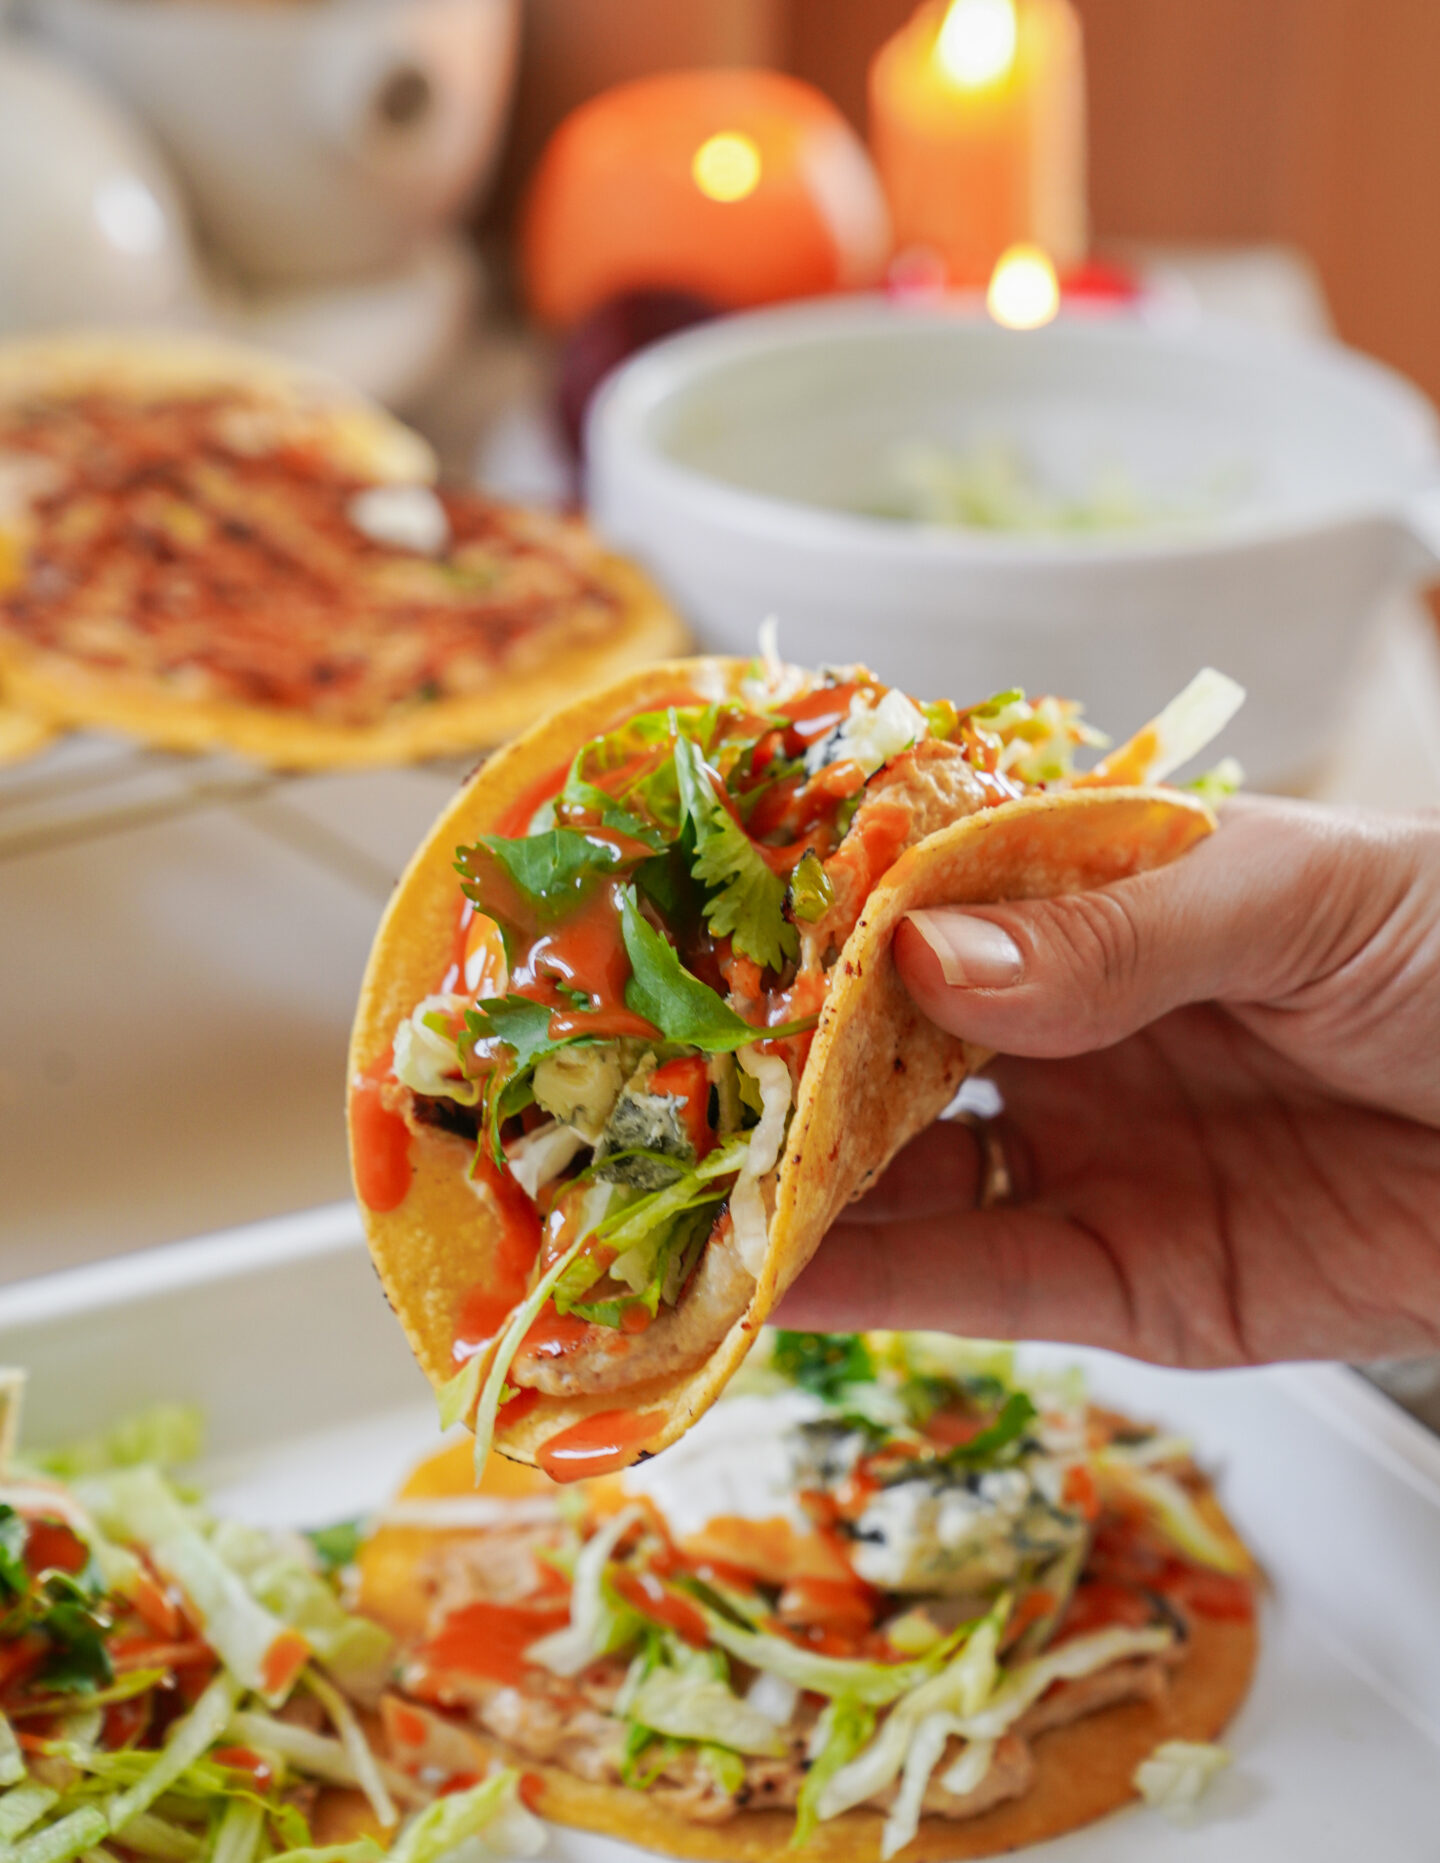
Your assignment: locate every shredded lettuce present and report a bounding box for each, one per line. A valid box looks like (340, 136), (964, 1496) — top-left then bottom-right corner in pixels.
(78, 1472), (306, 1706)
(816, 1597), (1007, 1823)
(207, 1799), (263, 1863)
(696, 1599), (979, 1707)
(526, 1507), (642, 1678)
(953, 1624), (1173, 1743)
(386, 1771), (544, 1863)
(1133, 1739), (1230, 1820)
(467, 1226), (598, 1477)
(300, 1669), (397, 1829)
(36, 1409), (202, 1482)
(208, 1521), (393, 1704)
(0, 1709), (24, 1788)
(12, 1805), (109, 1863)
(729, 1049), (791, 1276)
(1094, 1453), (1250, 1575)
(792, 1701), (873, 1850)
(0, 1785), (60, 1843)
(627, 1664), (787, 1759)
(105, 1672), (240, 1834)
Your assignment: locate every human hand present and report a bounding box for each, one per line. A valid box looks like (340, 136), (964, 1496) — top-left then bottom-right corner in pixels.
(778, 796), (1440, 1366)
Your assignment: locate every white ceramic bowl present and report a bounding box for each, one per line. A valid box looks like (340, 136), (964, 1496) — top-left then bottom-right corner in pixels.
(588, 298), (1440, 787)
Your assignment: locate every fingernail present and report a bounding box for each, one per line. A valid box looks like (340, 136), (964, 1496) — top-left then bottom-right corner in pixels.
(907, 910), (1024, 989)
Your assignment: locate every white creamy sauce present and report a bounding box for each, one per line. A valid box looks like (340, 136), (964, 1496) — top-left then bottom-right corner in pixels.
(619, 1390), (825, 1539)
(348, 483), (450, 556)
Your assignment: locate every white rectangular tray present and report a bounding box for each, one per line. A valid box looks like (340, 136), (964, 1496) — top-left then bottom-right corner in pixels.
(1, 1202), (1437, 1857)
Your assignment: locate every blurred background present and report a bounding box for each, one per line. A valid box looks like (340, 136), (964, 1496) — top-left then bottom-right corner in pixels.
(2, 0), (1439, 1457)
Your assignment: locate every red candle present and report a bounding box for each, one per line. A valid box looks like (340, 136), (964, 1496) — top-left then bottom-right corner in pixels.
(523, 70), (892, 328)
(869, 0), (1086, 289)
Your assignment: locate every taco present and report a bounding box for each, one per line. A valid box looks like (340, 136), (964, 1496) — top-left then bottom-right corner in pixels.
(349, 652), (1241, 1479)
(0, 331), (683, 768)
(363, 1331), (1258, 1859)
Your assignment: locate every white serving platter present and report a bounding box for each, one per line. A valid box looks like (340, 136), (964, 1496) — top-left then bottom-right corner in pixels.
(0, 1201), (1436, 1858)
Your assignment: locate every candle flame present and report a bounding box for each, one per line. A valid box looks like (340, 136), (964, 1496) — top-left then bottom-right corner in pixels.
(692, 132), (763, 203)
(934, 0), (1018, 88)
(987, 244), (1060, 329)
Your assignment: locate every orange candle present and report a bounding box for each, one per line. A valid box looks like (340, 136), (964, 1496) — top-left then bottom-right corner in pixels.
(869, 0), (1086, 288)
(523, 70), (892, 328)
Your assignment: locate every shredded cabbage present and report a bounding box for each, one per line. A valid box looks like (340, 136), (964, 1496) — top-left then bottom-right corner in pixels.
(1083, 668), (1244, 788)
(728, 1050), (790, 1277)
(1133, 1739), (1230, 1819)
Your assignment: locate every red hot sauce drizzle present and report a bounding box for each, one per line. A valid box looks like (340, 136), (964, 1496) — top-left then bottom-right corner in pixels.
(349, 1051), (412, 1213)
(535, 1408), (667, 1483)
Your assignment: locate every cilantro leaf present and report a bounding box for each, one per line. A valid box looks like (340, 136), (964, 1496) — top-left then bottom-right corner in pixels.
(938, 1391), (1037, 1465)
(620, 890), (801, 1052)
(306, 1521), (364, 1573)
(0, 1507), (28, 1598)
(465, 994), (565, 1072)
(673, 732), (797, 973)
(36, 1572), (114, 1696)
(772, 1333), (874, 1402)
(458, 829), (623, 922)
(562, 766), (671, 852)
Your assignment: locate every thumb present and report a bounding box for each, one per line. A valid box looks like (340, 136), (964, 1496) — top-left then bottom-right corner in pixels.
(893, 795), (1400, 1059)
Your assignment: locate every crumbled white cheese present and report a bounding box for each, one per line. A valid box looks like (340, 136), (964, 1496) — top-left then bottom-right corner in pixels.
(348, 483), (450, 555)
(805, 687), (927, 778)
(850, 1466), (1064, 1594)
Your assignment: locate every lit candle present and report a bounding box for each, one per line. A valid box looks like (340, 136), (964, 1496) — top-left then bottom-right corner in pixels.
(522, 70), (892, 328)
(868, 0), (1086, 289)
(987, 241), (1060, 328)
